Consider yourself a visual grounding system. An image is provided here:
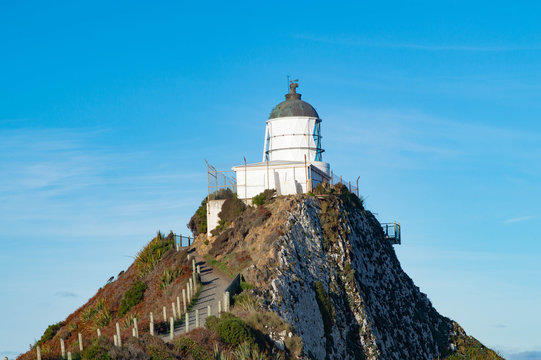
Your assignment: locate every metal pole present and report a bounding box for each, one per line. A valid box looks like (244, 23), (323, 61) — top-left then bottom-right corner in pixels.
(356, 176), (360, 197)
(304, 155), (308, 192)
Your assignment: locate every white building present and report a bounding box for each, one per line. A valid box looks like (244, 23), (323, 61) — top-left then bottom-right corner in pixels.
(233, 82), (330, 199)
(207, 83), (331, 235)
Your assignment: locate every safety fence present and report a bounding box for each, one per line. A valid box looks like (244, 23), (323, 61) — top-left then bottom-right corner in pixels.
(329, 171), (360, 197)
(173, 233), (193, 248)
(205, 160), (237, 201)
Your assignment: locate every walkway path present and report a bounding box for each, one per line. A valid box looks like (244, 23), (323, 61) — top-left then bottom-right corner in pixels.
(161, 249), (231, 341)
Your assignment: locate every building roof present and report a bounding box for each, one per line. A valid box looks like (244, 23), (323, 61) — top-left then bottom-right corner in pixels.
(269, 83), (319, 119)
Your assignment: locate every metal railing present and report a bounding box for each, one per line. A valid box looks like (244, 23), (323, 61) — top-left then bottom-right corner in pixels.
(173, 233), (193, 248)
(381, 222), (401, 245)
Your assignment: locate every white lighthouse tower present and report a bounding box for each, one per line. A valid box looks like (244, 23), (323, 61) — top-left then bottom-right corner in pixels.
(233, 82), (330, 200)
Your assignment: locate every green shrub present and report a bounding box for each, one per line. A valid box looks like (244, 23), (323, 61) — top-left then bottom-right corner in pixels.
(135, 232), (174, 277)
(176, 337), (212, 360)
(213, 314), (255, 346)
(118, 281), (147, 317)
(219, 198), (246, 222)
(240, 281), (255, 291)
(82, 298), (111, 329)
(205, 315), (221, 332)
(81, 338), (112, 360)
(334, 183), (364, 209)
(232, 341), (269, 360)
(148, 346), (177, 360)
(188, 197), (208, 236)
(314, 281), (334, 334)
(159, 267), (183, 289)
(38, 321), (64, 345)
(251, 189), (275, 206)
(232, 293), (260, 312)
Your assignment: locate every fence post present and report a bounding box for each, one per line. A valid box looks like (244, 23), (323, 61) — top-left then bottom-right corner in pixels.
(195, 309), (199, 328)
(177, 296), (181, 318)
(187, 283), (191, 302)
(132, 328), (136, 337)
(189, 278), (193, 298)
(182, 289), (187, 312)
(218, 300), (222, 317)
(172, 302), (177, 320)
(224, 292), (230, 312)
(207, 305), (211, 317)
(134, 317), (139, 338)
(67, 352), (72, 360)
(185, 312), (189, 333)
(113, 334), (118, 346)
(97, 328), (101, 337)
(192, 259), (196, 288)
(78, 333), (83, 351)
(150, 312), (154, 336)
(116, 322), (122, 347)
(170, 317), (174, 340)
(163, 306), (167, 322)
(60, 338), (66, 358)
(36, 345), (41, 360)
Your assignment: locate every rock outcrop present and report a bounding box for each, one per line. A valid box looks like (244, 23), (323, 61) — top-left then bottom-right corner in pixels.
(203, 185), (501, 360)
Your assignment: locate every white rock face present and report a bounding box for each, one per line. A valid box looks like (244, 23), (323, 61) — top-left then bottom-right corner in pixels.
(266, 197), (452, 360)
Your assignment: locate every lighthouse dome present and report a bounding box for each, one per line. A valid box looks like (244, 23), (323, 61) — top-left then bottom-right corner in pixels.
(269, 92), (319, 119)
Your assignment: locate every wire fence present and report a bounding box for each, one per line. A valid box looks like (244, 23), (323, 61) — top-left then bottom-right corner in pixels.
(329, 171), (360, 197)
(205, 160), (237, 200)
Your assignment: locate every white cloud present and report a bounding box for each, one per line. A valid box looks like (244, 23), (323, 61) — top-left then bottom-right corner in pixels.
(504, 216), (535, 224)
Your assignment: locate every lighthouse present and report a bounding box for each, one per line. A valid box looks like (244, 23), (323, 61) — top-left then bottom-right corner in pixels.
(233, 82), (331, 200)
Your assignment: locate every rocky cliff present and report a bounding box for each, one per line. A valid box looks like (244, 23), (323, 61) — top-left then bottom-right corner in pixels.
(200, 184), (501, 360)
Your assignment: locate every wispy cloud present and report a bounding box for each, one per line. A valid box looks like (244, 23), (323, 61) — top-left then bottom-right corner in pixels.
(504, 216), (535, 224)
(54, 291), (77, 298)
(325, 106), (541, 173)
(295, 34), (541, 52)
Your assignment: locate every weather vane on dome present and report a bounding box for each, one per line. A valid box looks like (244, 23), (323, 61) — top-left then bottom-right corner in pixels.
(289, 79), (299, 94)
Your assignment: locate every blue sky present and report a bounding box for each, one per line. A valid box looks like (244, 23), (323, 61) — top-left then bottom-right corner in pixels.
(1, 1), (540, 358)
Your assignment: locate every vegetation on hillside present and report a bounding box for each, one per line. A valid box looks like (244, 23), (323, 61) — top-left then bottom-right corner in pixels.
(444, 323), (503, 360)
(135, 231), (175, 278)
(212, 197), (247, 236)
(118, 281), (147, 317)
(37, 322), (64, 345)
(252, 189), (275, 206)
